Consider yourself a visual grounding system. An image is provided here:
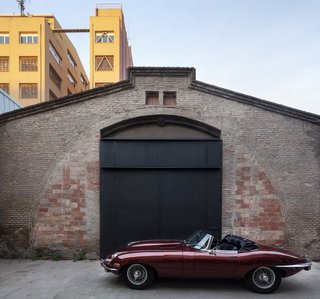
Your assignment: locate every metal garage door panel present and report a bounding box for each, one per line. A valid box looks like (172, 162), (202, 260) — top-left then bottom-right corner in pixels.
(100, 139), (222, 168)
(115, 170), (160, 247)
(161, 169), (221, 240)
(100, 169), (160, 254)
(161, 170), (206, 238)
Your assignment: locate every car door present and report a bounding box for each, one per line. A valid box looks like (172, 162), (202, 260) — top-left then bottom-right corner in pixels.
(190, 249), (239, 278)
(151, 249), (184, 278)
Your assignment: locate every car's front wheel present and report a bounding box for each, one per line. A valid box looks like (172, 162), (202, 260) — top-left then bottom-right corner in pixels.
(245, 267), (281, 294)
(124, 264), (154, 290)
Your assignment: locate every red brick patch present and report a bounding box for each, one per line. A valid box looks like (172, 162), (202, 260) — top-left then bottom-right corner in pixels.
(231, 149), (285, 245)
(33, 160), (100, 250)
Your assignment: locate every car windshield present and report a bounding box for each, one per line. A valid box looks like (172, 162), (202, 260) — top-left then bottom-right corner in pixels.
(185, 230), (213, 249)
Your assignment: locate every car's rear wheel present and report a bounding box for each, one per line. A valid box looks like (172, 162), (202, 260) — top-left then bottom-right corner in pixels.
(245, 267), (281, 294)
(124, 264), (154, 290)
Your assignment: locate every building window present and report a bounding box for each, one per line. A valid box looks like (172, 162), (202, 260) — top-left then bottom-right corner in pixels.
(80, 74), (88, 87)
(67, 71), (76, 87)
(95, 31), (114, 43)
(0, 57), (9, 72)
(0, 83), (9, 94)
(20, 33), (38, 44)
(0, 33), (9, 44)
(49, 64), (62, 89)
(146, 91), (159, 105)
(20, 57), (38, 71)
(67, 51), (77, 69)
(20, 83), (38, 99)
(163, 92), (177, 106)
(49, 42), (62, 65)
(95, 55), (114, 71)
(49, 89), (57, 101)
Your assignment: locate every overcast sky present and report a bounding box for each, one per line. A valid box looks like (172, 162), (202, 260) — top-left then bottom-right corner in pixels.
(3, 0), (319, 114)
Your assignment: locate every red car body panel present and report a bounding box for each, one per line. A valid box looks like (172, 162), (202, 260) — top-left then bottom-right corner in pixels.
(102, 239), (310, 279)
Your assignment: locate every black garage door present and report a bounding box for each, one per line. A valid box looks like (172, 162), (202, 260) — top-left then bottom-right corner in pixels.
(100, 139), (222, 256)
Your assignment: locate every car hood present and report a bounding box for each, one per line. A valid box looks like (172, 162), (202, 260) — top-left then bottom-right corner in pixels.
(117, 239), (184, 252)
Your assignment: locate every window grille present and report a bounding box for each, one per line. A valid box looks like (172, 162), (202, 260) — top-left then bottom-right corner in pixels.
(0, 57), (9, 72)
(0, 83), (9, 94)
(20, 57), (38, 71)
(96, 32), (114, 43)
(95, 56), (114, 71)
(20, 83), (38, 99)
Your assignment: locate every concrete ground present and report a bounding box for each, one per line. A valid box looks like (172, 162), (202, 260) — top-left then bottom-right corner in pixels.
(0, 259), (319, 299)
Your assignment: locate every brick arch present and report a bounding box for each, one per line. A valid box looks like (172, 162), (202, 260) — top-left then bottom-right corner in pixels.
(30, 110), (223, 257)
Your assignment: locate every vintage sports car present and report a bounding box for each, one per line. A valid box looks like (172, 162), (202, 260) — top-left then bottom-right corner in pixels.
(100, 230), (312, 294)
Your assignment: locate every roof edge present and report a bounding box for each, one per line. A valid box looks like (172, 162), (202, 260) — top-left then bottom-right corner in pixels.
(0, 80), (132, 124)
(191, 80), (320, 125)
(0, 67), (319, 125)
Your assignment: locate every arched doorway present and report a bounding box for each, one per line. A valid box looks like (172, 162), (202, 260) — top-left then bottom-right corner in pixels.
(100, 115), (222, 256)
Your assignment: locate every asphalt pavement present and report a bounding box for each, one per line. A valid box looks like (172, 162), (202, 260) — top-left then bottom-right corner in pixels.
(0, 259), (319, 299)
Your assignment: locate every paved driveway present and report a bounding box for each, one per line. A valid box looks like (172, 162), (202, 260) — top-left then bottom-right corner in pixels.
(0, 259), (319, 299)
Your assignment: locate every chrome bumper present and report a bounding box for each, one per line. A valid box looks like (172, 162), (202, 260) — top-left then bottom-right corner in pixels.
(100, 259), (119, 274)
(275, 261), (312, 271)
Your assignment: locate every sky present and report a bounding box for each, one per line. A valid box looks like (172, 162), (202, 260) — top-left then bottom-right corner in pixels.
(2, 0), (320, 114)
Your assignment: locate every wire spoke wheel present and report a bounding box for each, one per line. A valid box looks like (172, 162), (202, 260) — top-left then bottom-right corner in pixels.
(127, 264), (148, 286)
(245, 266), (281, 294)
(252, 267), (276, 289)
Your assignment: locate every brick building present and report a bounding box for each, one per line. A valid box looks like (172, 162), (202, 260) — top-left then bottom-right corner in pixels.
(0, 67), (319, 260)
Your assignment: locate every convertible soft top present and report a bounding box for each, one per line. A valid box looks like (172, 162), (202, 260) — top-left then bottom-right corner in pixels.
(218, 234), (258, 251)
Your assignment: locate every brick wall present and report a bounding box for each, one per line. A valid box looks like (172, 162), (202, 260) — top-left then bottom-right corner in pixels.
(0, 68), (319, 259)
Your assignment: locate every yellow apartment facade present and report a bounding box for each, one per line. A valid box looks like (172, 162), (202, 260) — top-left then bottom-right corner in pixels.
(0, 14), (89, 107)
(90, 5), (133, 88)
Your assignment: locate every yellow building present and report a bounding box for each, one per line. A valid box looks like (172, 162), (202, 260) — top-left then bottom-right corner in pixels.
(0, 14), (89, 106)
(90, 5), (133, 88)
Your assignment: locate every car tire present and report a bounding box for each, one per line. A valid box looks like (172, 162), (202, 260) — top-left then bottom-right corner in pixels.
(124, 264), (154, 290)
(245, 267), (281, 294)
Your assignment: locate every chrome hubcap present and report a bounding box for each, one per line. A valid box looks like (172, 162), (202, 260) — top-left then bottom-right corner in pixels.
(252, 267), (276, 289)
(127, 264), (148, 285)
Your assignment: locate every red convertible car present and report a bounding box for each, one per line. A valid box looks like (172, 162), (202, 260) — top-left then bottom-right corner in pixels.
(100, 230), (312, 294)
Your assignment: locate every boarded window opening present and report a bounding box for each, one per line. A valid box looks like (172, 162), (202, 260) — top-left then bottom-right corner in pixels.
(146, 91), (159, 105)
(164, 92), (177, 106)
